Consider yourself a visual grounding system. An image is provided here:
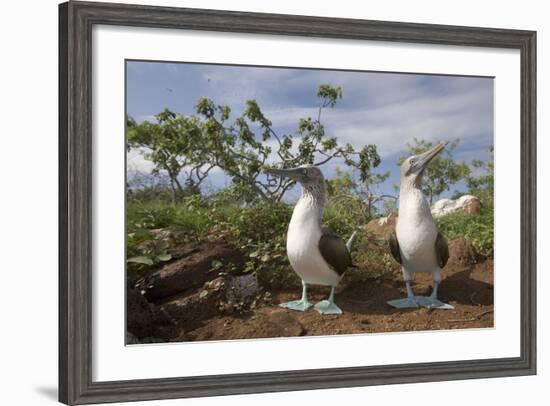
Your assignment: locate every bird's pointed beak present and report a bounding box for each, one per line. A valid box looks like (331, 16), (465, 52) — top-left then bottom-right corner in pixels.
(264, 167), (306, 182)
(411, 142), (448, 174)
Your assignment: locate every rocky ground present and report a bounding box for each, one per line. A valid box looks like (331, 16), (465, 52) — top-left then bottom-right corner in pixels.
(127, 235), (493, 344)
(185, 259), (493, 341)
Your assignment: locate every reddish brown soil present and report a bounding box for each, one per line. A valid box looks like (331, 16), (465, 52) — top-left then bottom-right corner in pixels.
(178, 258), (494, 342)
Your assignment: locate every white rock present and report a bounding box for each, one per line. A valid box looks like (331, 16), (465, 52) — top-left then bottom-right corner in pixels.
(377, 212), (396, 226)
(431, 195), (481, 217)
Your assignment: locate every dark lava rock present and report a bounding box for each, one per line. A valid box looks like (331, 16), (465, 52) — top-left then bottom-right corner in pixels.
(135, 241), (243, 301)
(448, 237), (480, 266)
(126, 286), (178, 341)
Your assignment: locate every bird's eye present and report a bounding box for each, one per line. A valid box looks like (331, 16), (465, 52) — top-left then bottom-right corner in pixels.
(410, 158), (417, 165)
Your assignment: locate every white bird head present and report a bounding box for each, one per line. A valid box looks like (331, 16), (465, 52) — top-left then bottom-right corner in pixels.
(264, 164), (324, 185)
(264, 164), (326, 203)
(400, 142), (447, 189)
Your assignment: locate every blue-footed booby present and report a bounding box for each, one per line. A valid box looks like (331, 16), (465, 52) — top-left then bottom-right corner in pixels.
(388, 142), (453, 309)
(265, 165), (357, 315)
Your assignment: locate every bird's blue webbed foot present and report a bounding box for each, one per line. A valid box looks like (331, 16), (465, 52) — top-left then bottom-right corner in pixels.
(387, 297), (420, 309)
(314, 300), (343, 315)
(279, 281), (312, 312)
(314, 287), (343, 315)
(415, 296), (454, 309)
(387, 281), (420, 309)
(416, 282), (454, 309)
(279, 298), (312, 312)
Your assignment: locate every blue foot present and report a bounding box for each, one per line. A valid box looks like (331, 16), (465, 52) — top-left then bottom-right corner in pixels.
(279, 299), (312, 312)
(314, 300), (343, 315)
(416, 296), (454, 309)
(314, 287), (342, 315)
(280, 281), (312, 312)
(387, 297), (420, 309)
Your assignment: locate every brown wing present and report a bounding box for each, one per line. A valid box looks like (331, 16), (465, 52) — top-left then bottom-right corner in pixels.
(319, 228), (352, 276)
(388, 231), (402, 264)
(435, 231), (449, 268)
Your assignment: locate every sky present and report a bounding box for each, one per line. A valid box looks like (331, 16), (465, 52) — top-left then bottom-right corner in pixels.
(126, 60), (494, 203)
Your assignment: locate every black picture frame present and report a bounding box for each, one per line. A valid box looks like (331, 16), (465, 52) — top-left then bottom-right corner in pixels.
(59, 1), (537, 404)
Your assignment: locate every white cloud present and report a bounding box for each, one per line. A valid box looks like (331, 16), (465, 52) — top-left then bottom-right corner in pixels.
(135, 114), (157, 123)
(127, 63), (493, 198)
(127, 148), (224, 177)
(262, 77), (493, 159)
(127, 148), (154, 173)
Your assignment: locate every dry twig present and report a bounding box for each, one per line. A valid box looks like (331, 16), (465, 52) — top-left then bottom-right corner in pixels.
(449, 309), (493, 323)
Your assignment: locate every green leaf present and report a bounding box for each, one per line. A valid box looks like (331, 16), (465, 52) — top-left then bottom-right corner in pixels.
(156, 253), (172, 262)
(156, 239), (168, 249)
(243, 261), (256, 273)
(127, 256), (154, 266)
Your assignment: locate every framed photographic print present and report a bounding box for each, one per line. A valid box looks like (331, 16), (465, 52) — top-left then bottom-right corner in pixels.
(59, 1), (536, 404)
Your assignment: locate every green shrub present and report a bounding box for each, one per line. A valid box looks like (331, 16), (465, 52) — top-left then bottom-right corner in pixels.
(323, 195), (366, 238)
(126, 193), (375, 287)
(215, 203), (297, 289)
(436, 204), (494, 253)
(126, 191), (495, 288)
(341, 231), (398, 284)
(126, 197), (298, 286)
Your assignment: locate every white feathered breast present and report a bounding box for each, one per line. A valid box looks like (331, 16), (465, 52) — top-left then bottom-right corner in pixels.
(397, 189), (439, 274)
(286, 198), (341, 286)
